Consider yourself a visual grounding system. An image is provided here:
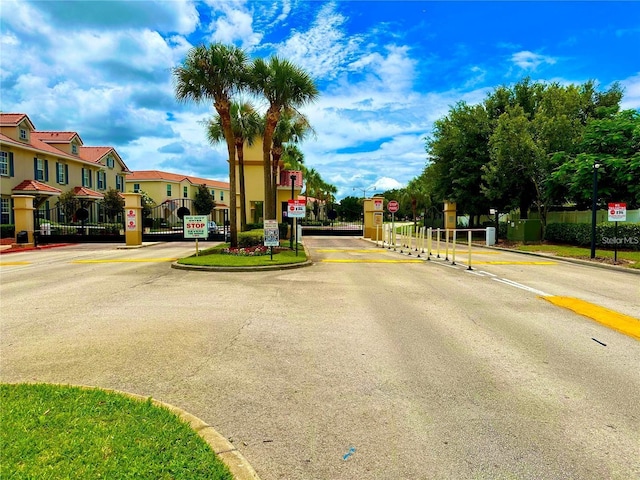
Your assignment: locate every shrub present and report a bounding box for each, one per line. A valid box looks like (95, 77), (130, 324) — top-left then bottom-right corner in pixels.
(1, 224), (15, 238)
(545, 222), (640, 250)
(238, 229), (264, 247)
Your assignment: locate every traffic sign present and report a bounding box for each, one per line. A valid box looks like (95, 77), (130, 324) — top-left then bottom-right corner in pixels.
(608, 202), (626, 222)
(263, 219), (279, 246)
(288, 199), (305, 218)
(388, 200), (399, 213)
(184, 215), (208, 238)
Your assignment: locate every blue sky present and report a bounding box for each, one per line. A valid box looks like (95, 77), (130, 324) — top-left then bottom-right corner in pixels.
(1, 1), (639, 200)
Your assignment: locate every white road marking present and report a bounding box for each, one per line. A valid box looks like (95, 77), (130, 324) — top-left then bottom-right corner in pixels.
(492, 277), (550, 297)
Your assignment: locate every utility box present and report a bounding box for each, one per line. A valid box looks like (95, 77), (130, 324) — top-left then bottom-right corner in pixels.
(16, 230), (28, 244)
(486, 227), (496, 246)
(507, 219), (542, 243)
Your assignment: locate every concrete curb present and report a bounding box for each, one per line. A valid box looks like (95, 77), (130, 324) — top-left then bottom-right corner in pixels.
(170, 244), (313, 272)
(122, 391), (261, 480)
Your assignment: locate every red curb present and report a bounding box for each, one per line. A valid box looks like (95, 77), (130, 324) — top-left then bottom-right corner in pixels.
(0, 244), (73, 254)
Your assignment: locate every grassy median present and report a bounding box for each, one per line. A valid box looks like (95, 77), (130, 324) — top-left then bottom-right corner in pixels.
(0, 384), (232, 480)
(178, 243), (307, 267)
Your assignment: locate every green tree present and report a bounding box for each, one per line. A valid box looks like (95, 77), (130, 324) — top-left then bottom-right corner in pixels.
(102, 188), (125, 222)
(249, 56), (319, 220)
(58, 190), (79, 221)
(337, 196), (361, 221)
(206, 101), (262, 231)
(193, 184), (216, 215)
(426, 102), (492, 226)
(173, 43), (249, 247)
(550, 110), (640, 209)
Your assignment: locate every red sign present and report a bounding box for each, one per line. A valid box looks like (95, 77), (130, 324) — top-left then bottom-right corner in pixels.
(388, 200), (399, 213)
(287, 199), (305, 218)
(608, 202), (626, 221)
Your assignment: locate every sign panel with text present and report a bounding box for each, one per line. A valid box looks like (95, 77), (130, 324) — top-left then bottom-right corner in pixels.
(264, 219), (280, 247)
(608, 202), (626, 222)
(184, 215), (208, 239)
(287, 200), (306, 218)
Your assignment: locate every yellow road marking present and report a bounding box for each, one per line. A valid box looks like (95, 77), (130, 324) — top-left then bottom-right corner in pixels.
(543, 296), (640, 341)
(72, 258), (178, 264)
(316, 249), (386, 253)
(0, 261), (31, 266)
(321, 259), (423, 263)
(470, 261), (557, 265)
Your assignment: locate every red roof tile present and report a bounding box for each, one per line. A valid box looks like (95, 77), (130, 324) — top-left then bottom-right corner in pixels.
(128, 170), (229, 189)
(0, 113), (35, 130)
(72, 186), (104, 199)
(33, 131), (83, 144)
(12, 180), (62, 195)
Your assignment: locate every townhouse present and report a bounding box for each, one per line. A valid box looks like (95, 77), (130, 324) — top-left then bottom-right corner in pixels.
(0, 113), (130, 225)
(125, 170), (230, 227)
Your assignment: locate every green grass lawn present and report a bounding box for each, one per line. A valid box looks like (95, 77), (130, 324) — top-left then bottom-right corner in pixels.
(178, 243), (307, 267)
(0, 384), (232, 480)
(513, 244), (640, 269)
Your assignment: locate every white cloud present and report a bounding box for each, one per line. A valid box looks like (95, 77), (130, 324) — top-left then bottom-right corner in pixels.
(275, 2), (363, 80)
(619, 73), (640, 110)
(511, 50), (557, 70)
(206, 2), (263, 48)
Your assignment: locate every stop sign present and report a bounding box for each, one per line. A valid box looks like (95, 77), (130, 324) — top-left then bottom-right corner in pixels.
(388, 200), (399, 212)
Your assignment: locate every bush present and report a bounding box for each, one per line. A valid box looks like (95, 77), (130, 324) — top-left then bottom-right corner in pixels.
(238, 229), (264, 247)
(545, 222), (640, 250)
(1, 224), (15, 238)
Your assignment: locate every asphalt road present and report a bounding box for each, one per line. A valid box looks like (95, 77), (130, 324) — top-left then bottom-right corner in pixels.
(1, 239), (639, 479)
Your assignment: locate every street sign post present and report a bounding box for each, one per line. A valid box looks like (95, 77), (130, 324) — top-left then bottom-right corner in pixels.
(184, 215), (208, 256)
(608, 202), (627, 263)
(264, 219), (279, 260)
(388, 200), (399, 249)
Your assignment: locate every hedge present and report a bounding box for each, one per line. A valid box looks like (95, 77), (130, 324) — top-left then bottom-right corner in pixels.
(1, 225), (15, 238)
(237, 229), (264, 247)
(545, 222), (640, 250)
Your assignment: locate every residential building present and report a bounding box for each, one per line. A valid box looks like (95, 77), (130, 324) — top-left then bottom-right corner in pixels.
(0, 113), (130, 225)
(126, 170), (230, 226)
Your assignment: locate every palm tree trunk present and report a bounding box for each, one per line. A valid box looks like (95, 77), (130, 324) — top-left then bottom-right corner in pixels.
(263, 108), (280, 220)
(217, 104), (238, 247)
(237, 140), (247, 231)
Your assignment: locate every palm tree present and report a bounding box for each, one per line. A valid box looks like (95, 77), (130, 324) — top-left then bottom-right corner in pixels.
(205, 101), (262, 232)
(173, 43), (249, 247)
(250, 56), (319, 220)
(282, 144), (305, 170)
(303, 168), (321, 220)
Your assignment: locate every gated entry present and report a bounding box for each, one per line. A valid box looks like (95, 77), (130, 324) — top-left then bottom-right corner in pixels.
(141, 199), (227, 242)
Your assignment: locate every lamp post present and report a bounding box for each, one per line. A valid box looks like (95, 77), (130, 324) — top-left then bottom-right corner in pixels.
(590, 163), (600, 259)
(290, 174), (296, 250)
(353, 185), (377, 198)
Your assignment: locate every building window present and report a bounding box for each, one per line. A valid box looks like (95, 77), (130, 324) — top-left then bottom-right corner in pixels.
(133, 183), (140, 193)
(167, 184), (172, 197)
(97, 171), (106, 190)
(220, 191), (224, 201)
(115, 175), (124, 192)
(56, 163), (66, 184)
(71, 144), (78, 155)
(210, 189), (215, 197)
(82, 168), (90, 187)
(35, 158), (46, 181)
(20, 129), (27, 141)
(106, 156), (115, 168)
(0, 151), (8, 176)
(1, 198), (10, 224)
(183, 186), (188, 198)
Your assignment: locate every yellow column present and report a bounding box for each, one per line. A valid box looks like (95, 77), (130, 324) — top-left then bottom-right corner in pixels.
(11, 195), (36, 247)
(123, 193), (142, 246)
(363, 196), (385, 239)
(444, 201), (457, 230)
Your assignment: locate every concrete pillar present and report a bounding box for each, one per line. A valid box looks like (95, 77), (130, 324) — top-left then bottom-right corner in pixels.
(444, 201), (457, 230)
(123, 193), (142, 246)
(363, 196), (385, 239)
(11, 195), (36, 247)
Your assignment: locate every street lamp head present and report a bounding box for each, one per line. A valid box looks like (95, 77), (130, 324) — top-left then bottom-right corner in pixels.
(594, 163), (601, 170)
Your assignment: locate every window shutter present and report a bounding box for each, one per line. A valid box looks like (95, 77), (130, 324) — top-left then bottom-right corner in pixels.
(65, 165), (69, 184)
(9, 153), (14, 177)
(56, 162), (61, 183)
(44, 159), (49, 181)
(81, 168), (85, 186)
(89, 170), (92, 188)
(34, 158), (38, 179)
